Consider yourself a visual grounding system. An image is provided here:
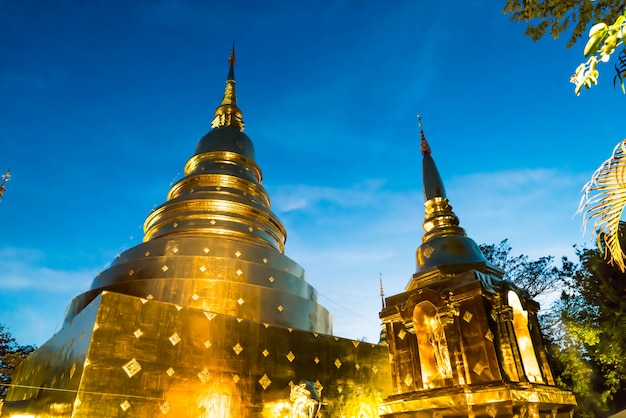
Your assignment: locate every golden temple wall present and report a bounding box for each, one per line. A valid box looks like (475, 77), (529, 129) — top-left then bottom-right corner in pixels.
(4, 291), (391, 417)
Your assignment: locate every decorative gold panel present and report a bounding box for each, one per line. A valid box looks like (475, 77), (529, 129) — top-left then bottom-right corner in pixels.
(4, 292), (391, 417)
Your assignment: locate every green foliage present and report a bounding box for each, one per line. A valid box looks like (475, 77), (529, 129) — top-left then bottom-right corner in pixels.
(0, 324), (35, 400)
(479, 239), (574, 298)
(502, 0), (625, 48)
(544, 238), (626, 417)
(571, 13), (626, 95)
(502, 1), (626, 94)
(480, 239), (626, 416)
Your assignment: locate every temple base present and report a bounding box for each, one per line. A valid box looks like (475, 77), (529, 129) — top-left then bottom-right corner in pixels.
(4, 291), (391, 417)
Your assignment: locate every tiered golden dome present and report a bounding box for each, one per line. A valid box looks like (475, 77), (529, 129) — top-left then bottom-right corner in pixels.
(63, 49), (332, 334)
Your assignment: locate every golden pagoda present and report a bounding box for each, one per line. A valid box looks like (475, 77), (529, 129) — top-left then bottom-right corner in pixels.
(2, 49), (391, 417)
(378, 120), (576, 417)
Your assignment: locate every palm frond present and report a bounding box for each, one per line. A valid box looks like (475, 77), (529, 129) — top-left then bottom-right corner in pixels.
(578, 139), (626, 272)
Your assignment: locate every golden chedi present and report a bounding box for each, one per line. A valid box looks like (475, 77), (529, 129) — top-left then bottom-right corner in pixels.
(379, 119), (576, 417)
(2, 49), (391, 418)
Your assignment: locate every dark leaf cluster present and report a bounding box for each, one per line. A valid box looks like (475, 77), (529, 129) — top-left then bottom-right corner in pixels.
(479, 239), (574, 299)
(503, 0), (625, 48)
(0, 324), (35, 400)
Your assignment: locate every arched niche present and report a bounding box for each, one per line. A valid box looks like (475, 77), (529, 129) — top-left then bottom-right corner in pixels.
(412, 301), (452, 388)
(507, 290), (544, 383)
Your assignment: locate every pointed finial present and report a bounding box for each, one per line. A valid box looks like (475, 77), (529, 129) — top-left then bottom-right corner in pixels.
(379, 273), (385, 309)
(211, 46), (244, 131)
(417, 114), (430, 155)
(227, 43), (236, 81)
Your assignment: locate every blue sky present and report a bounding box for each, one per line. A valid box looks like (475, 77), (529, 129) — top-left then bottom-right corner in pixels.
(1, 1), (624, 346)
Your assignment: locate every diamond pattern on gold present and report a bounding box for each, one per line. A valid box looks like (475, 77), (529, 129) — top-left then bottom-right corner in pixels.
(159, 402), (171, 414)
(197, 367), (211, 383)
(236, 317), (244, 323)
(286, 351), (295, 362)
(263, 323), (270, 328)
(473, 361), (485, 375)
(398, 329), (407, 340)
(93, 322), (99, 331)
(277, 305), (284, 312)
(337, 385), (343, 393)
(404, 374), (413, 387)
(140, 298), (148, 304)
(236, 297), (245, 305)
(232, 374), (240, 383)
(173, 222), (178, 228)
(313, 333), (319, 337)
(120, 400), (131, 411)
(485, 330), (494, 341)
(314, 356), (320, 364)
(233, 343), (243, 355)
(355, 363), (361, 370)
(372, 366), (379, 374)
(288, 328), (293, 333)
(334, 358), (342, 369)
(268, 276), (275, 283)
(191, 293), (199, 301)
(84, 358), (91, 367)
(145, 251), (150, 256)
(203, 247), (210, 254)
(235, 251), (242, 257)
(166, 367), (175, 377)
(146, 294), (154, 300)
(258, 374), (271, 390)
(122, 359), (142, 378)
(204, 340), (212, 348)
(199, 265), (206, 272)
(463, 311), (474, 323)
(204, 311), (217, 321)
(262, 349), (269, 357)
(248, 226), (254, 232)
(128, 269), (134, 276)
(161, 265), (169, 272)
(133, 329), (143, 338)
(262, 257), (268, 264)
(172, 246), (178, 253)
(210, 219), (216, 225)
(174, 305), (182, 311)
(352, 340), (360, 347)
(169, 333), (181, 346)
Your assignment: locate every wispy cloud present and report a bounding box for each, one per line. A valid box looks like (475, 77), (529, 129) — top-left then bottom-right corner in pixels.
(267, 167), (592, 342)
(0, 247), (95, 292)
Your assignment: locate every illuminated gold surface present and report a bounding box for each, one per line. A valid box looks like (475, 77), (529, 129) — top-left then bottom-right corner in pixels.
(5, 292), (391, 417)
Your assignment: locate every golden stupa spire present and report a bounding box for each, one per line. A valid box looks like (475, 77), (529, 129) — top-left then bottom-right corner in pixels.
(211, 44), (245, 131)
(418, 114), (464, 241)
(141, 48), (287, 252)
(411, 115), (487, 284)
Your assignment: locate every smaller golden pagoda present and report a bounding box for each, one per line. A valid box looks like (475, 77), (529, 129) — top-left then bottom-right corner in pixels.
(378, 120), (576, 417)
